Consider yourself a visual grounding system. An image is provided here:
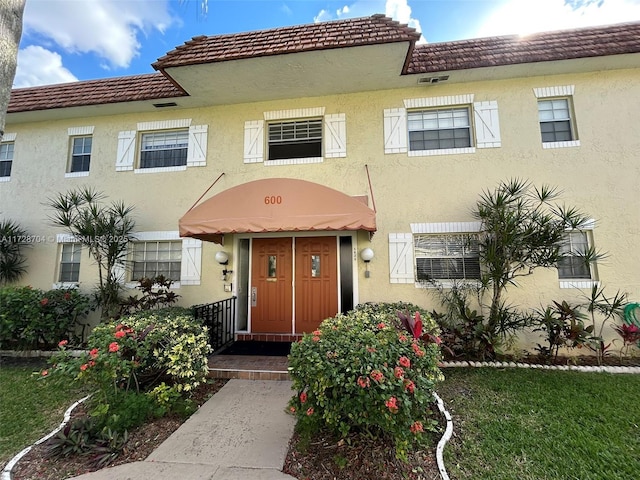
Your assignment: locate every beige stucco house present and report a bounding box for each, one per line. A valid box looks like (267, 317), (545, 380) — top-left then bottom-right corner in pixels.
(2, 15), (639, 348)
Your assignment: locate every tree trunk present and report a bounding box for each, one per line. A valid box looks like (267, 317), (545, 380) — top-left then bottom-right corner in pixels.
(0, 0), (25, 141)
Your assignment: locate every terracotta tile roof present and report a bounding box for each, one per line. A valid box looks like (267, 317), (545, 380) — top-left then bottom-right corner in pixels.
(152, 14), (420, 69)
(408, 21), (640, 74)
(8, 73), (186, 113)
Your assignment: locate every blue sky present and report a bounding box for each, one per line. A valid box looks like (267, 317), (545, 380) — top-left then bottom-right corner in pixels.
(14, 0), (640, 88)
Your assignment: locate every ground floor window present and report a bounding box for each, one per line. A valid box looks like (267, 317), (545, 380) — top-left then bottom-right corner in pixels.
(557, 231), (591, 279)
(414, 233), (480, 281)
(131, 240), (182, 281)
(59, 243), (82, 283)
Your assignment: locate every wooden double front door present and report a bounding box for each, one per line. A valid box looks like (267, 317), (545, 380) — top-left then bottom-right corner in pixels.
(250, 237), (338, 334)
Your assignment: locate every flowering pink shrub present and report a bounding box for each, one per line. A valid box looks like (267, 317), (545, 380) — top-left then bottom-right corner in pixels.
(288, 302), (443, 459)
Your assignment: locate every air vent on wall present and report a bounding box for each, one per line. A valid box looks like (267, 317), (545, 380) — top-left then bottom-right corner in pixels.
(418, 75), (450, 85)
(153, 102), (178, 108)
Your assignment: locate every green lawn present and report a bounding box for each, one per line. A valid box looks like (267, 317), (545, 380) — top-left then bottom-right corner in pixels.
(438, 368), (640, 480)
(0, 362), (86, 465)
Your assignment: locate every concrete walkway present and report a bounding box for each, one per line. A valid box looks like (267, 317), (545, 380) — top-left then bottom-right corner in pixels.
(70, 380), (296, 480)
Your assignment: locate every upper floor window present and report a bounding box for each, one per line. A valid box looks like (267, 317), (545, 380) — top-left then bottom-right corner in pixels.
(131, 240), (182, 282)
(268, 119), (322, 160)
(383, 95), (501, 156)
(408, 108), (471, 151)
(557, 231), (591, 280)
(116, 120), (208, 173)
(140, 130), (188, 169)
(414, 233), (481, 281)
(244, 107), (346, 164)
(70, 136), (92, 173)
(533, 85), (579, 149)
(59, 243), (82, 283)
(538, 98), (574, 143)
(0, 141), (14, 178)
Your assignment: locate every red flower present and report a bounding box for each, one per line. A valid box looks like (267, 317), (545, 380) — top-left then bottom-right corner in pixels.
(399, 356), (411, 368)
(385, 396), (399, 413)
(312, 336), (320, 342)
(108, 342), (119, 353)
(410, 421), (424, 434)
(398, 334), (408, 342)
(80, 364), (88, 371)
(366, 347), (376, 353)
(114, 330), (126, 339)
(300, 392), (307, 404)
(41, 370), (48, 376)
(306, 408), (314, 416)
(394, 367), (404, 379)
(115, 324), (125, 331)
(370, 370), (384, 382)
(312, 330), (322, 336)
(58, 339), (68, 347)
(404, 380), (415, 394)
(377, 322), (386, 329)
(289, 406), (296, 413)
(89, 361), (96, 367)
(40, 298), (49, 306)
(357, 376), (370, 388)
(411, 343), (425, 357)
(89, 348), (99, 359)
(63, 293), (71, 301)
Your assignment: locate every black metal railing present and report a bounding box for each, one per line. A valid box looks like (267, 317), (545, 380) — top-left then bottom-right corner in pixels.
(193, 297), (236, 353)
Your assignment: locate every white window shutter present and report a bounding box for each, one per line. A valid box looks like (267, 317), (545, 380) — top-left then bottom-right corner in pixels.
(243, 120), (264, 163)
(116, 130), (136, 171)
(389, 233), (415, 284)
(324, 113), (347, 158)
(180, 239), (202, 285)
(187, 125), (208, 167)
(473, 101), (501, 148)
(383, 108), (408, 154)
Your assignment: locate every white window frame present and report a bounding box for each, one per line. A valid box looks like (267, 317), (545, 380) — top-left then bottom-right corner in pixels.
(65, 126), (94, 178)
(558, 220), (598, 289)
(407, 107), (473, 153)
(414, 233), (481, 283)
(125, 231), (202, 288)
(53, 234), (81, 289)
(534, 85), (580, 149)
(116, 119), (208, 173)
(243, 107), (347, 165)
(389, 222), (482, 288)
(0, 133), (16, 182)
(383, 95), (501, 157)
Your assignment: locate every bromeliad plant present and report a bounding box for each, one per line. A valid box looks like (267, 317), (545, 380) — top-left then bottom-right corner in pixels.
(288, 302), (443, 460)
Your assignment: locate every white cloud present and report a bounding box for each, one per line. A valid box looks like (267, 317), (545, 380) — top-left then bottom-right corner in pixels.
(478, 0), (640, 37)
(23, 0), (178, 69)
(14, 45), (78, 88)
(313, 0), (425, 42)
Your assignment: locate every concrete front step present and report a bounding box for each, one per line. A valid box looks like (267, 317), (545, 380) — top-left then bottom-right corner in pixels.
(208, 354), (290, 381)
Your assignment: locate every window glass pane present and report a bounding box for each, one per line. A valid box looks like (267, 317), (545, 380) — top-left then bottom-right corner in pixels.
(558, 232), (591, 279)
(140, 130), (188, 168)
(311, 255), (321, 277)
(268, 255), (277, 277)
(131, 241), (182, 281)
(59, 243), (81, 282)
(414, 234), (480, 280)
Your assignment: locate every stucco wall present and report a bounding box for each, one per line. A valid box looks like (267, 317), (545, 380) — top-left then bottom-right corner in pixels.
(2, 67), (639, 347)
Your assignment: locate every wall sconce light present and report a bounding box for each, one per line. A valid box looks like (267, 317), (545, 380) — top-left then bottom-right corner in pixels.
(215, 251), (233, 281)
(360, 248), (374, 278)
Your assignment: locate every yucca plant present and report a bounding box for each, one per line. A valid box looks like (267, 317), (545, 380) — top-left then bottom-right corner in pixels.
(48, 187), (136, 318)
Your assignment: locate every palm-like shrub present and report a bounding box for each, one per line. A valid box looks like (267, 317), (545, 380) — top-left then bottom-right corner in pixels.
(0, 219), (29, 285)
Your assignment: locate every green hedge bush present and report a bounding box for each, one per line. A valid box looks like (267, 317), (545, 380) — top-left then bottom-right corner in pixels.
(0, 286), (92, 349)
(288, 302), (444, 459)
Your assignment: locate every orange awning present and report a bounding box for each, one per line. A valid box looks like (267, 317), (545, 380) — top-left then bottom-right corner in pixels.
(179, 178), (376, 243)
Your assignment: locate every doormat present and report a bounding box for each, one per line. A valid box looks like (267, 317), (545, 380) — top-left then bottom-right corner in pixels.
(219, 341), (291, 356)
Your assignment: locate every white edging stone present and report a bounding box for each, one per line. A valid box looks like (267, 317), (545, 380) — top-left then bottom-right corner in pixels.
(440, 361), (640, 374)
(1, 395), (90, 480)
(433, 392), (453, 480)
